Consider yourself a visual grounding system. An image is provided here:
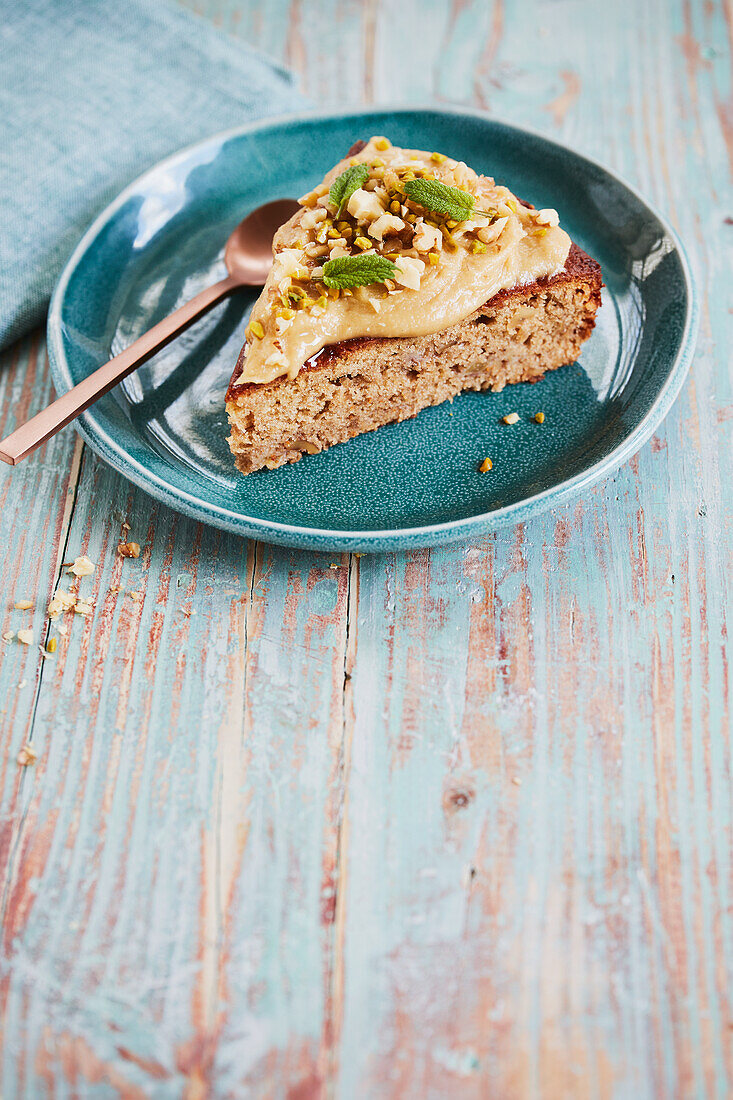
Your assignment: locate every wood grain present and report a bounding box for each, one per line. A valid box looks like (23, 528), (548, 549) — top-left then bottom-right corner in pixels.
(1, 1), (731, 1097)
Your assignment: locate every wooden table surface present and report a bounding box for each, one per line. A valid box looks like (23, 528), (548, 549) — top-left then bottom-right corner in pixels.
(1, 1), (731, 1096)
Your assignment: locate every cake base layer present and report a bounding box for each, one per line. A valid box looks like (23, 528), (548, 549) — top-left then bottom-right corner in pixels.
(226, 243), (602, 474)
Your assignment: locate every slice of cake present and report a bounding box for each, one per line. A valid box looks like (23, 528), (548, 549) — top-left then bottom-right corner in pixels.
(226, 137), (602, 474)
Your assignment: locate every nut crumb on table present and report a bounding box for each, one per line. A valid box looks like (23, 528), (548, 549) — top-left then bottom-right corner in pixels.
(17, 744), (37, 767)
(67, 555), (95, 577)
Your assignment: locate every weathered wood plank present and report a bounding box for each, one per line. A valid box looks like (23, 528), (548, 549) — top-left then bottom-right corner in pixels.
(1, 445), (352, 1094)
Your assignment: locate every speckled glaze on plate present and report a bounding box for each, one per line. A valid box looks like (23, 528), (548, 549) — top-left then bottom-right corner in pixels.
(47, 107), (698, 552)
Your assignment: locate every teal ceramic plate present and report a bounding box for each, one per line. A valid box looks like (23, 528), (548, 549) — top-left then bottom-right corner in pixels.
(48, 108), (698, 551)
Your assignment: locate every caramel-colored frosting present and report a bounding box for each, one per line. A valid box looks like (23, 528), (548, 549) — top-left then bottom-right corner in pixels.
(235, 137), (571, 386)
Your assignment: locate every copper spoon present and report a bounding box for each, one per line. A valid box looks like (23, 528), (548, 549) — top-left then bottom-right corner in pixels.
(0, 198), (300, 465)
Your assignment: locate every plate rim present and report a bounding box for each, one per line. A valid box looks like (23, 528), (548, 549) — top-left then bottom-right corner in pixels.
(47, 104), (699, 551)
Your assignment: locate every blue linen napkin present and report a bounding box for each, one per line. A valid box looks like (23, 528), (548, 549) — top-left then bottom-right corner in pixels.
(0, 0), (304, 351)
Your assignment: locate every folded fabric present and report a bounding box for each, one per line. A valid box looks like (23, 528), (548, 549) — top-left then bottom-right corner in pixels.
(0, 0), (304, 351)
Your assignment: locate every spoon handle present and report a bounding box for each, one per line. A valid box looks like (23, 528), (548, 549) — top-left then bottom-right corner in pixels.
(0, 274), (240, 465)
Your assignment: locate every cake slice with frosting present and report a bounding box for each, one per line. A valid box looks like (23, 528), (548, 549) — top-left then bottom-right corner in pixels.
(226, 137), (602, 474)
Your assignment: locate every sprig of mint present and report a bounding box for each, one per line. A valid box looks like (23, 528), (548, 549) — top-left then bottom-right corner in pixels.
(402, 178), (476, 221)
(329, 164), (369, 217)
(322, 254), (397, 289)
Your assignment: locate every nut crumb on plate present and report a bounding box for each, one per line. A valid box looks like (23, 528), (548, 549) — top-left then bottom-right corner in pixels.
(502, 412), (520, 425)
(13, 599), (33, 611)
(118, 541), (141, 558)
(17, 628), (34, 645)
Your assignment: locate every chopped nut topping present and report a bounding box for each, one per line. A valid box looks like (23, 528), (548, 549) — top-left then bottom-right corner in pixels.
(68, 555), (95, 577)
(17, 628), (34, 645)
(17, 744), (37, 767)
(534, 411), (545, 424)
(234, 137), (570, 387)
(13, 599), (33, 611)
(478, 457), (493, 473)
(118, 541), (141, 559)
(3, 630), (15, 643)
(502, 412), (520, 425)
(46, 637), (58, 653)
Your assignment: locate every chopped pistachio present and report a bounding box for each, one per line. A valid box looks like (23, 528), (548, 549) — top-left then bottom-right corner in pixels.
(248, 320), (265, 340)
(430, 152), (447, 164)
(374, 138), (391, 151)
(470, 241), (487, 254)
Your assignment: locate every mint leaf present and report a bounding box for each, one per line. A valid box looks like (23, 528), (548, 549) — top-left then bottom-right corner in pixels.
(329, 164), (369, 217)
(322, 254), (397, 289)
(403, 178), (476, 221)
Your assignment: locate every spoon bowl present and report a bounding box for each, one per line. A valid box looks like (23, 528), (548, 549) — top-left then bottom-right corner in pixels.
(0, 198), (300, 464)
(225, 199), (299, 284)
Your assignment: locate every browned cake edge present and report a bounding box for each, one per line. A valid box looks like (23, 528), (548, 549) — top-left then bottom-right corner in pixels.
(226, 242), (601, 402)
